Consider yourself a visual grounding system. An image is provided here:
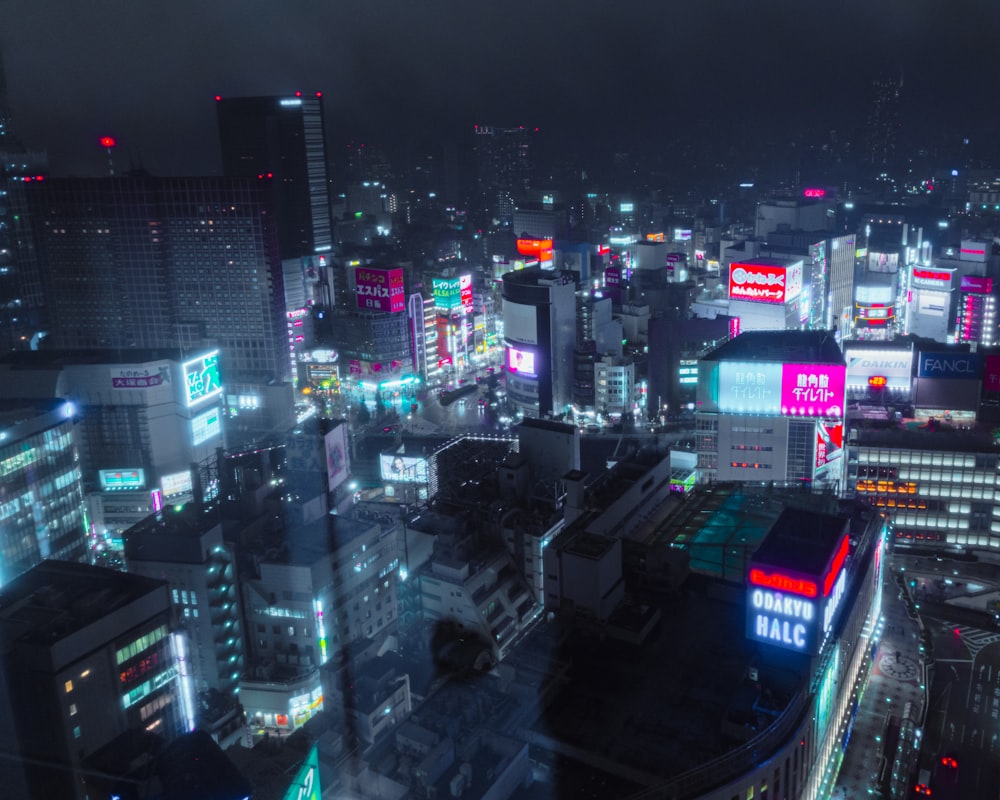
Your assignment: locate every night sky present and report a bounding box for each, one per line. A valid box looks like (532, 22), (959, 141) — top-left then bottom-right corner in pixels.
(1, 0), (999, 177)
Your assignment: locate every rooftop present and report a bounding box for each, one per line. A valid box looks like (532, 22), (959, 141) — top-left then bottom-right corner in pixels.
(752, 507), (848, 576)
(702, 330), (844, 365)
(0, 560), (167, 648)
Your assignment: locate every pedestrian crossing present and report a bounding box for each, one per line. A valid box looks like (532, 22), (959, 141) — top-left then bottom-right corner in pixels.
(955, 625), (1000, 658)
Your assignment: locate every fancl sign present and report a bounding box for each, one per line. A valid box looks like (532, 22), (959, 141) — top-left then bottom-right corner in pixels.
(917, 351), (979, 379)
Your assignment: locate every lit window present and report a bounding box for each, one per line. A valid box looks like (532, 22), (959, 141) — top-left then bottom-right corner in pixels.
(69, 703), (78, 716)
(64, 680), (73, 693)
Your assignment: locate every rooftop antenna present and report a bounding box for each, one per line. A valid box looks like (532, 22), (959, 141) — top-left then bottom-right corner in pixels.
(99, 136), (117, 176)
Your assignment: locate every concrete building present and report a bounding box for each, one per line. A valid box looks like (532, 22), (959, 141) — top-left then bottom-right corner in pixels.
(238, 512), (400, 734)
(0, 560), (191, 799)
(695, 330), (847, 492)
(123, 505), (244, 699)
(26, 175), (294, 446)
(0, 349), (226, 552)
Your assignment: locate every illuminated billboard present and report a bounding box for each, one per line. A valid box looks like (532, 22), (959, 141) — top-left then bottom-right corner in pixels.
(161, 469), (193, 498)
(191, 407), (222, 446)
(355, 267), (405, 313)
(910, 267), (953, 291)
(183, 351), (222, 407)
(507, 346), (537, 375)
(780, 363), (845, 417)
(459, 273), (473, 311)
(282, 745), (320, 800)
(746, 533), (849, 655)
(961, 275), (993, 294)
(604, 266), (621, 287)
(917, 351), (979, 379)
(717, 362), (782, 414)
(867, 252), (899, 273)
(324, 424), (349, 493)
(380, 453), (429, 483)
(814, 421), (844, 480)
(432, 277), (462, 310)
(99, 469), (146, 490)
(516, 238), (554, 260)
(673, 228), (692, 241)
(844, 349), (913, 390)
(728, 262), (801, 305)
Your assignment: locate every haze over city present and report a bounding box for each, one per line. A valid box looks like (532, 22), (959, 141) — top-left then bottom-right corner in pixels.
(0, 1), (999, 799)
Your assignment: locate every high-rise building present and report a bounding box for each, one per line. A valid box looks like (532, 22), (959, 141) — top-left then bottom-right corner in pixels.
(0, 47), (47, 352)
(0, 349), (227, 555)
(502, 266), (577, 418)
(473, 125), (535, 222)
(123, 506), (244, 699)
(695, 330), (847, 493)
(216, 93), (333, 259)
(27, 175), (293, 444)
(0, 398), (87, 585)
(0, 560), (191, 799)
(868, 74), (903, 176)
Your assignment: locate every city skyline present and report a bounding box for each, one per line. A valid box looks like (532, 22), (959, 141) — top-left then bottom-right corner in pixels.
(1, 0), (999, 178)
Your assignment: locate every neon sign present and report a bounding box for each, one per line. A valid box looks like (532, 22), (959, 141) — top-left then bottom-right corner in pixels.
(748, 588), (815, 651)
(748, 569), (817, 598)
(803, 188), (826, 198)
(823, 535), (849, 597)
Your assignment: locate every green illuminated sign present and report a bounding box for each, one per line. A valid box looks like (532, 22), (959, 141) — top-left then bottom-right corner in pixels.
(283, 745), (320, 800)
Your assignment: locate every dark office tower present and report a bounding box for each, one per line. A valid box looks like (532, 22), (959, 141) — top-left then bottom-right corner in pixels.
(216, 93), (333, 259)
(29, 175), (288, 385)
(867, 73), (902, 175)
(0, 46), (47, 351)
(473, 124), (535, 222)
(0, 561), (189, 800)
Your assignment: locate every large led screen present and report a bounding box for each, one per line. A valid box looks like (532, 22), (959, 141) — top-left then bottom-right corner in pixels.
(728, 263), (799, 305)
(99, 469), (146, 490)
(507, 346), (537, 375)
(780, 363), (845, 417)
(380, 453), (429, 484)
(717, 362), (782, 414)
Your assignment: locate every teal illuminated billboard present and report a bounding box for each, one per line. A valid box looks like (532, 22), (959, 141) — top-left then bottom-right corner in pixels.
(183, 351), (222, 407)
(282, 745), (320, 800)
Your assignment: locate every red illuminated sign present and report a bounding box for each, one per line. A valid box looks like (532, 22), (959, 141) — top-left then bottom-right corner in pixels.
(960, 247), (986, 257)
(868, 375), (887, 387)
(748, 569), (818, 598)
(912, 268), (951, 282)
(729, 263), (788, 304)
(822, 535), (849, 597)
(597, 245), (610, 255)
(516, 238), (553, 258)
(803, 188), (826, 198)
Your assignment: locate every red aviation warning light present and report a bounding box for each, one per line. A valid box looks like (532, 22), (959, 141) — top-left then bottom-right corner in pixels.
(99, 136), (116, 148)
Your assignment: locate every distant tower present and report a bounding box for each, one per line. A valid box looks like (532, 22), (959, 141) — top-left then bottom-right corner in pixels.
(0, 45), (47, 351)
(216, 93), (333, 259)
(473, 125), (535, 222)
(867, 73), (902, 176)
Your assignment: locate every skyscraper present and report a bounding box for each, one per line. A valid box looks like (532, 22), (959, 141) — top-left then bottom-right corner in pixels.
(28, 175), (288, 385)
(867, 73), (902, 176)
(216, 93), (333, 259)
(473, 124), (535, 222)
(0, 46), (47, 351)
